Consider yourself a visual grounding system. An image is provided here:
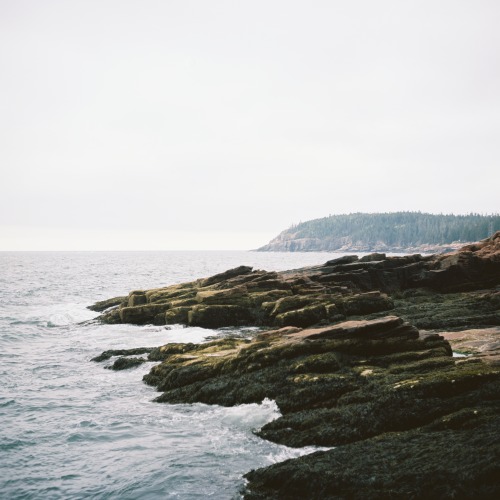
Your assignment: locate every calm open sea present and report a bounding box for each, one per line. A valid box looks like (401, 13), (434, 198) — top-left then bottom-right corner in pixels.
(0, 251), (349, 499)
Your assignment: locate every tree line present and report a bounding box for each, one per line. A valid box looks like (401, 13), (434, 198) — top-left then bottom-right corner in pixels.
(284, 212), (500, 246)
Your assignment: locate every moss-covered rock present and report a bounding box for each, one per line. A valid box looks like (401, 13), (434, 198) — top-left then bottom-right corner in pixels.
(244, 409), (500, 499)
(87, 296), (127, 312)
(188, 304), (255, 328)
(90, 234), (500, 498)
(274, 304), (327, 328)
(119, 303), (171, 325)
(165, 306), (191, 325)
(106, 356), (147, 370)
(127, 314), (499, 498)
(91, 347), (154, 362)
(93, 235), (500, 329)
(127, 291), (147, 307)
(339, 291), (394, 316)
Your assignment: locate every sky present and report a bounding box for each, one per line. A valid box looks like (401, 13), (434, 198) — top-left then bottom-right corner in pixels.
(1, 0), (499, 250)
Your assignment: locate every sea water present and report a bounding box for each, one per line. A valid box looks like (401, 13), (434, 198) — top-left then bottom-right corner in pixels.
(0, 251), (344, 499)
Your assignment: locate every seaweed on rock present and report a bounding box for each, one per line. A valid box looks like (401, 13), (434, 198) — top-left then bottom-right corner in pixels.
(90, 233), (500, 499)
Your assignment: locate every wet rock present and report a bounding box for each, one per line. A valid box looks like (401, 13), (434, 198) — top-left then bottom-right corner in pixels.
(127, 291), (147, 307)
(99, 308), (122, 324)
(148, 343), (198, 361)
(267, 295), (316, 316)
(134, 314), (499, 499)
(91, 347), (154, 362)
(244, 408), (500, 499)
(324, 255), (359, 266)
(440, 327), (500, 365)
(106, 356), (147, 370)
(188, 304), (255, 328)
(199, 265), (253, 287)
(195, 286), (251, 307)
(143, 316), (454, 412)
(359, 252), (386, 262)
(119, 303), (171, 325)
(93, 233), (500, 330)
(87, 296), (127, 312)
(274, 304), (327, 328)
(165, 306), (191, 325)
(338, 291), (394, 316)
(388, 289), (500, 330)
(90, 233), (500, 499)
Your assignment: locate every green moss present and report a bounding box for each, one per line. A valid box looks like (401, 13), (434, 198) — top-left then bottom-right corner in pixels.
(99, 308), (122, 324)
(388, 356), (455, 374)
(339, 292), (394, 316)
(148, 343), (197, 361)
(195, 288), (252, 307)
(244, 410), (500, 499)
(391, 291), (500, 330)
(188, 305), (255, 328)
(291, 352), (341, 373)
(249, 290), (292, 307)
(270, 295), (316, 316)
(274, 304), (327, 328)
(146, 285), (197, 304)
(165, 306), (191, 325)
(88, 296), (127, 312)
(119, 303), (171, 324)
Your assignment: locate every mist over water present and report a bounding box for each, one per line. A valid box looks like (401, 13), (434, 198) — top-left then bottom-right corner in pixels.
(0, 251), (340, 499)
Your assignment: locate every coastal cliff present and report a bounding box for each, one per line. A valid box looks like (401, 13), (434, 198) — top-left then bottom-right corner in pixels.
(91, 232), (500, 498)
(256, 212), (500, 253)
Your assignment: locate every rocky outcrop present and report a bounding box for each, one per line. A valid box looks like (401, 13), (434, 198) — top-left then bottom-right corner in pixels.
(441, 327), (500, 365)
(257, 235), (468, 254)
(142, 316), (452, 409)
(90, 233), (500, 499)
(130, 316), (498, 499)
(93, 232), (500, 330)
(87, 295), (127, 312)
(244, 409), (499, 499)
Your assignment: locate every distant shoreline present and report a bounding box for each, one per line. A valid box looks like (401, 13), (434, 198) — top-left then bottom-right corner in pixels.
(257, 212), (499, 255)
(256, 241), (470, 254)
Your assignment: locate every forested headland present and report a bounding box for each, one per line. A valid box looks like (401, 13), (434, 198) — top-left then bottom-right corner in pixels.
(257, 212), (500, 253)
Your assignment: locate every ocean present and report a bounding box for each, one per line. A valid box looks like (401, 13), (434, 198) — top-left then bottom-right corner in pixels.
(0, 250), (347, 499)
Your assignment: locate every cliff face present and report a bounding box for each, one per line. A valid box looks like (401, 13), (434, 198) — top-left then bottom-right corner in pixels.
(91, 232), (500, 499)
(257, 230), (371, 252)
(257, 231), (469, 253)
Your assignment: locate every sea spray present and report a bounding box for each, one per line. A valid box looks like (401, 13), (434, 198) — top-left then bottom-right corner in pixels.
(1, 250), (343, 499)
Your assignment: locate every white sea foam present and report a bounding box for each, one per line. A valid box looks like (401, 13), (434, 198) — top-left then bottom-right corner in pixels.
(208, 398), (281, 430)
(12, 302), (99, 327)
(0, 250), (349, 499)
(266, 445), (333, 464)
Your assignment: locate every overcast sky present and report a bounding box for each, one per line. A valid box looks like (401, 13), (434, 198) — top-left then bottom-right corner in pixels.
(1, 0), (499, 250)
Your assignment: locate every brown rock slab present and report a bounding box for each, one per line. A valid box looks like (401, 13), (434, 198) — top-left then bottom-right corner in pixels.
(440, 326), (500, 365)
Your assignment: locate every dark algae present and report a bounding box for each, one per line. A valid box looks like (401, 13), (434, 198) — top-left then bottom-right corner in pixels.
(92, 233), (500, 498)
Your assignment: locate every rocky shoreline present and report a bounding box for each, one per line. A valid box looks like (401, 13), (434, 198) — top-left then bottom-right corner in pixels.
(91, 233), (500, 498)
(256, 239), (468, 255)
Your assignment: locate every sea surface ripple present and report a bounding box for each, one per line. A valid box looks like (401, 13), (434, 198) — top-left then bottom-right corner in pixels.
(0, 251), (343, 499)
